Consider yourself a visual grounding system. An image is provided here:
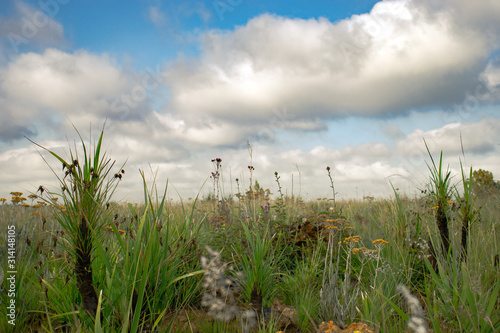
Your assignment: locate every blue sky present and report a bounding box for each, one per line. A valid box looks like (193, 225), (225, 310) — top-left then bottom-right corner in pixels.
(1, 0), (380, 67)
(1, 0), (500, 202)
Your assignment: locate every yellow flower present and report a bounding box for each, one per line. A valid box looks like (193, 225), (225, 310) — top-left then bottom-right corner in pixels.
(324, 225), (339, 231)
(447, 200), (454, 204)
(342, 235), (361, 244)
(430, 206), (439, 210)
(353, 247), (377, 255)
(352, 247), (366, 255)
(372, 239), (388, 245)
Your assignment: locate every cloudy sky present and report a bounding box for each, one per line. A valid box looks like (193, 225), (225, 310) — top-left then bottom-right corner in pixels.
(1, 0), (500, 203)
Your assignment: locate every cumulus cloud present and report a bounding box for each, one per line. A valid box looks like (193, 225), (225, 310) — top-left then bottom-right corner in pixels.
(0, 48), (156, 141)
(164, 0), (500, 130)
(0, 1), (68, 55)
(396, 118), (500, 155)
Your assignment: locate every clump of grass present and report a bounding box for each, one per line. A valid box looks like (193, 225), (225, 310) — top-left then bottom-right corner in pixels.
(455, 161), (479, 262)
(233, 220), (280, 316)
(424, 141), (453, 257)
(27, 125), (124, 319)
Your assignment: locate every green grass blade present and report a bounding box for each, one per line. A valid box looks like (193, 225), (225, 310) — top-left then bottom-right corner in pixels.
(94, 290), (104, 333)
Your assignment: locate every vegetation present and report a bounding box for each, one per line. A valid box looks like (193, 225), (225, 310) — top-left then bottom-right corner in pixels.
(0, 128), (499, 332)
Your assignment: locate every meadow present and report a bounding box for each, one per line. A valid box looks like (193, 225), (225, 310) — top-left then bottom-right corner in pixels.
(0, 130), (499, 333)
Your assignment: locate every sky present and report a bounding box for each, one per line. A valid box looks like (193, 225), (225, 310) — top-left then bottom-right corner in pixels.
(1, 0), (500, 203)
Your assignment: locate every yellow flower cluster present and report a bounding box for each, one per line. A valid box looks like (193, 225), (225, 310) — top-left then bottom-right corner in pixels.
(372, 239), (388, 245)
(341, 235), (361, 245)
(352, 247), (377, 255)
(318, 321), (339, 332)
(324, 225), (340, 231)
(325, 218), (349, 224)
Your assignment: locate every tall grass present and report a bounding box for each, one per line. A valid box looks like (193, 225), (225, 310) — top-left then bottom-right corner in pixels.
(424, 140), (453, 257)
(28, 126), (124, 319)
(1, 132), (499, 332)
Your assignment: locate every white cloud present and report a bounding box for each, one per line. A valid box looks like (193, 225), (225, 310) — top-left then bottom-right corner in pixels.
(0, 1), (68, 55)
(2, 49), (126, 112)
(165, 0), (500, 127)
(148, 6), (166, 28)
(396, 119), (500, 155)
(0, 48), (156, 141)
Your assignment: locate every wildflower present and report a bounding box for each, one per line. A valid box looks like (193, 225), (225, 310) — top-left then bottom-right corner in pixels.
(344, 226), (355, 231)
(200, 246), (249, 325)
(397, 284), (428, 333)
(342, 235), (361, 244)
(21, 203), (30, 207)
(372, 239), (389, 245)
(352, 247), (366, 255)
(261, 202), (270, 214)
(447, 200), (454, 204)
(353, 247), (378, 256)
(430, 206), (438, 210)
(324, 225), (339, 231)
(0, 198), (6, 204)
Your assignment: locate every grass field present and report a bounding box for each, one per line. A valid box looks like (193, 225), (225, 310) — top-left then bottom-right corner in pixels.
(1, 130), (499, 332)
